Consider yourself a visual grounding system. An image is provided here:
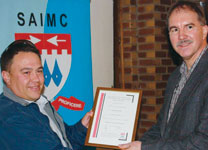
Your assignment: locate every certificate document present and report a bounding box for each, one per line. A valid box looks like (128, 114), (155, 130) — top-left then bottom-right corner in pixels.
(85, 87), (142, 149)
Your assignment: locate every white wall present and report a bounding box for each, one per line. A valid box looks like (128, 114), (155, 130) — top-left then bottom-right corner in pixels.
(90, 0), (114, 96)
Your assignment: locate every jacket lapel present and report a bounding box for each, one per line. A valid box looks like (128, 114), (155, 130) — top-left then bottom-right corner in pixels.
(161, 68), (180, 137)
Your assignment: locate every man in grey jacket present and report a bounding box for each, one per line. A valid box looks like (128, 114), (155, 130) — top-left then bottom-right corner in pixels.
(119, 1), (208, 150)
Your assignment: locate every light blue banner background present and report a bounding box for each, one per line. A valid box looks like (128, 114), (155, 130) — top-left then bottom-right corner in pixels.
(0, 0), (93, 125)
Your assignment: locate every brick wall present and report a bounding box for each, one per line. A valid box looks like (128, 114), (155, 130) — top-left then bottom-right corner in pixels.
(113, 0), (176, 141)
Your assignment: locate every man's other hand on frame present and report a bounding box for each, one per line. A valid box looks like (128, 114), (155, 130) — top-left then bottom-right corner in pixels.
(119, 141), (142, 150)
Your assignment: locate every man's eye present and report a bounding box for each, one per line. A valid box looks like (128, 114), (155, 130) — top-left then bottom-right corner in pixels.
(170, 28), (178, 33)
(37, 70), (43, 73)
(23, 72), (30, 75)
(187, 25), (193, 30)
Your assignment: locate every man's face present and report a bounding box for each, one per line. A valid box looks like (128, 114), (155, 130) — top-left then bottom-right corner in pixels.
(168, 8), (208, 66)
(2, 52), (44, 101)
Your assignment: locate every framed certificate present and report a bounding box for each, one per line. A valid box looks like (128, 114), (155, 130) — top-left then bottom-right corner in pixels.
(85, 87), (142, 149)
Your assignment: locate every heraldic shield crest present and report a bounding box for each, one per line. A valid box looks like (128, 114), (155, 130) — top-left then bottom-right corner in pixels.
(15, 33), (72, 101)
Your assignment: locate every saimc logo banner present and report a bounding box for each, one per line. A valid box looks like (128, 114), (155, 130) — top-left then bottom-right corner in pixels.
(15, 33), (85, 112)
(0, 0), (93, 125)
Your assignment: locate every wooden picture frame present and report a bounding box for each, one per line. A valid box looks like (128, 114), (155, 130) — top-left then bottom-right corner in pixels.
(85, 87), (142, 149)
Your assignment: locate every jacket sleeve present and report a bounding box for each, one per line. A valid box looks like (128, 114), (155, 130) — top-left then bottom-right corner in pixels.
(64, 120), (87, 150)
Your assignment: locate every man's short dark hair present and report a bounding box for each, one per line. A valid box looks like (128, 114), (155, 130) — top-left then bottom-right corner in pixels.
(167, 1), (206, 27)
(0, 39), (41, 72)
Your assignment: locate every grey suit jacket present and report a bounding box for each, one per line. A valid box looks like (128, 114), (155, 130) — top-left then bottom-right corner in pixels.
(140, 49), (208, 150)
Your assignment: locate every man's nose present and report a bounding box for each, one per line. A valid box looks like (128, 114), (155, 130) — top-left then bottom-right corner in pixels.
(31, 72), (40, 81)
(178, 29), (187, 40)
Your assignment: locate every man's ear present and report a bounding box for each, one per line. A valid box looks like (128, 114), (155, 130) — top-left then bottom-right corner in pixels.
(1, 71), (11, 85)
(202, 25), (208, 40)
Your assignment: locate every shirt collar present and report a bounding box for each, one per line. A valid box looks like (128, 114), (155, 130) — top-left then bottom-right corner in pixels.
(35, 95), (48, 106)
(3, 85), (30, 106)
(180, 45), (208, 77)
